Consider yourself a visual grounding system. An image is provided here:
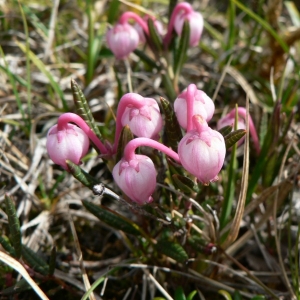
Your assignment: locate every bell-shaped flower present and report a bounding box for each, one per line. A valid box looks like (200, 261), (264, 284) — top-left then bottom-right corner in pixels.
(106, 23), (139, 59)
(46, 123), (89, 170)
(173, 8), (203, 46)
(174, 89), (215, 130)
(121, 98), (163, 140)
(112, 154), (156, 205)
(178, 115), (226, 185)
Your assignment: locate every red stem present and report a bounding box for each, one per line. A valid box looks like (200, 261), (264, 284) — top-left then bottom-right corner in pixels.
(119, 12), (149, 35)
(124, 137), (180, 162)
(57, 113), (108, 154)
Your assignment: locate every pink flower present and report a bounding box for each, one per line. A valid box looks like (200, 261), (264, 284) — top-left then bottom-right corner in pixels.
(46, 124), (89, 170)
(174, 9), (203, 46)
(106, 23), (139, 59)
(112, 155), (156, 205)
(178, 115), (226, 184)
(121, 97), (163, 140)
(174, 89), (215, 130)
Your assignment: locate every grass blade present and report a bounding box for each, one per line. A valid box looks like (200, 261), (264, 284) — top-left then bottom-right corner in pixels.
(5, 195), (21, 258)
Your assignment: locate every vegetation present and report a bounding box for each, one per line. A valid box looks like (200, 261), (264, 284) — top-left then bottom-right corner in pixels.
(0, 0), (300, 299)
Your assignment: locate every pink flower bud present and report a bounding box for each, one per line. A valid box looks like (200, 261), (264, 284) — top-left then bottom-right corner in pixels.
(178, 115), (226, 184)
(106, 23), (139, 59)
(112, 155), (156, 205)
(217, 114), (246, 146)
(173, 9), (203, 47)
(46, 124), (89, 170)
(121, 97), (163, 140)
(174, 89), (215, 130)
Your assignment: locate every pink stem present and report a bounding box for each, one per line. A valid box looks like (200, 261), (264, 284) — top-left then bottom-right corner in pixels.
(119, 12), (149, 35)
(124, 137), (181, 163)
(186, 84), (197, 132)
(228, 107), (260, 154)
(164, 2), (193, 47)
(57, 113), (108, 154)
(192, 115), (209, 134)
(112, 93), (155, 153)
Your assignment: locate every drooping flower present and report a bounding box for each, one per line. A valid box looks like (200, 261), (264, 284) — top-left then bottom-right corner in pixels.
(112, 137), (180, 204)
(106, 23), (139, 59)
(46, 123), (89, 170)
(178, 115), (226, 184)
(121, 97), (163, 140)
(113, 93), (163, 153)
(112, 154), (157, 205)
(164, 2), (204, 47)
(174, 88), (215, 130)
(173, 8), (203, 46)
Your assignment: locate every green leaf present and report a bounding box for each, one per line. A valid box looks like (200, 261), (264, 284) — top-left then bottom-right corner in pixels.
(0, 236), (16, 257)
(115, 125), (134, 163)
(218, 125), (233, 137)
(224, 129), (246, 149)
(1, 278), (31, 296)
(218, 290), (232, 300)
(5, 195), (21, 258)
(48, 246), (56, 275)
(187, 290), (197, 300)
(82, 200), (141, 236)
(160, 97), (183, 151)
(155, 239), (188, 263)
(71, 79), (103, 143)
(16, 41), (68, 111)
(172, 174), (195, 194)
(107, 0), (120, 24)
(232, 0), (289, 53)
(22, 245), (49, 276)
(66, 160), (99, 190)
(173, 20), (190, 87)
(175, 286), (186, 300)
(147, 18), (163, 53)
(133, 49), (159, 69)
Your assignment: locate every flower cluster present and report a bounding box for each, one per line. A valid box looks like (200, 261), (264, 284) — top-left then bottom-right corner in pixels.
(105, 2), (204, 59)
(47, 83), (262, 205)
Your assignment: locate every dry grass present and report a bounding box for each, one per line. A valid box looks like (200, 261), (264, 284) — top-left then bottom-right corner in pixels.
(1, 0), (300, 299)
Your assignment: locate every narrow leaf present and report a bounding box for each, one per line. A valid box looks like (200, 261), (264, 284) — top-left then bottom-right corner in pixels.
(173, 21), (190, 87)
(160, 97), (183, 151)
(116, 125), (134, 163)
(172, 174), (195, 194)
(48, 246), (56, 276)
(22, 245), (49, 276)
(1, 278), (31, 295)
(66, 160), (99, 190)
(218, 125), (233, 137)
(16, 41), (68, 111)
(224, 129), (246, 149)
(82, 200), (141, 236)
(174, 286), (186, 300)
(0, 236), (16, 257)
(133, 49), (159, 69)
(155, 239), (188, 263)
(147, 18), (163, 53)
(223, 99), (250, 248)
(71, 79), (103, 143)
(5, 195), (21, 258)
